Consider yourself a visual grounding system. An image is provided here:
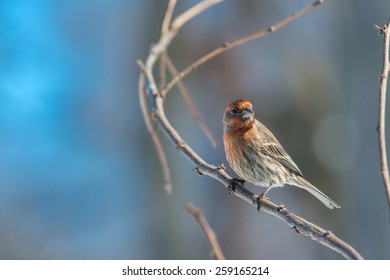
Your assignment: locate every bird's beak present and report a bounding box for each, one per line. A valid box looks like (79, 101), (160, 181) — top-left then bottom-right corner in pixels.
(241, 107), (254, 120)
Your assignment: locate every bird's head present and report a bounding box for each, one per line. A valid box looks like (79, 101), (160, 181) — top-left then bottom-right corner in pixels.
(223, 100), (255, 132)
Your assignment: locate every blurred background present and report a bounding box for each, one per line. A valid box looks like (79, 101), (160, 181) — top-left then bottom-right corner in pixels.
(1, 0), (390, 259)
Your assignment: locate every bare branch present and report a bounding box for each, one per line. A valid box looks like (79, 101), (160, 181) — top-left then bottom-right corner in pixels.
(160, 1), (178, 91)
(159, 54), (167, 91)
(186, 202), (225, 260)
(138, 68), (172, 194)
(138, 0), (364, 259)
(162, 0), (324, 97)
(161, 0), (177, 35)
(171, 0), (225, 33)
(164, 53), (218, 147)
(375, 19), (390, 220)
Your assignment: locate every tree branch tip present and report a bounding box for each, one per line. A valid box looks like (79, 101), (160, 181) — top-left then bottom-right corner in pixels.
(137, 60), (147, 72)
(374, 24), (388, 36)
(186, 202), (200, 217)
(164, 183), (173, 194)
(186, 205), (202, 220)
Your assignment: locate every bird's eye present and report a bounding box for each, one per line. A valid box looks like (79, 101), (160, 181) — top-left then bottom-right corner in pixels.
(231, 108), (240, 114)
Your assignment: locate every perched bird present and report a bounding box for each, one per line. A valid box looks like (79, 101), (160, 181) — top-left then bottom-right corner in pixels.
(223, 99), (340, 209)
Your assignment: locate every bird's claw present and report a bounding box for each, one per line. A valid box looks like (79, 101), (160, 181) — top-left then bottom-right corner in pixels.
(228, 178), (246, 195)
(252, 194), (261, 211)
(253, 193), (269, 211)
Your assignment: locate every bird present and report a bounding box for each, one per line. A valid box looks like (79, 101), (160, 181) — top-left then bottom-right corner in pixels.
(223, 99), (340, 209)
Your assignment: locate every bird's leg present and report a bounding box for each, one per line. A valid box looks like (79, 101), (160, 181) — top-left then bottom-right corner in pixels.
(255, 185), (272, 210)
(251, 194), (261, 211)
(259, 185), (272, 200)
(228, 178), (246, 195)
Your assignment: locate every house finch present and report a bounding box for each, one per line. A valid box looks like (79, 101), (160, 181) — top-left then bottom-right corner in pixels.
(223, 100), (340, 209)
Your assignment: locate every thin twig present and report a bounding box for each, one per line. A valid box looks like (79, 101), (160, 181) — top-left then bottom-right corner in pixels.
(138, 68), (172, 194)
(159, 0), (177, 91)
(138, 0), (363, 259)
(159, 54), (167, 91)
(171, 0), (225, 33)
(162, 0), (324, 97)
(164, 53), (218, 147)
(375, 20), (390, 220)
(186, 202), (225, 260)
(161, 0), (177, 35)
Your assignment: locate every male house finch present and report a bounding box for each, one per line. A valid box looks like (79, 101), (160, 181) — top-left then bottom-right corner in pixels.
(223, 100), (340, 209)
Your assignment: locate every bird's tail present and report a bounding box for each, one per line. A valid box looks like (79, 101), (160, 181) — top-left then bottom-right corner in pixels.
(293, 176), (341, 209)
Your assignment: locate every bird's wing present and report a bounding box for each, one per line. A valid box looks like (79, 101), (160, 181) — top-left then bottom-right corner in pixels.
(260, 142), (303, 177)
(252, 119), (303, 176)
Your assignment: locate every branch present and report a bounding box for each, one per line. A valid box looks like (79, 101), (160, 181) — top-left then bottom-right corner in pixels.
(163, 53), (218, 147)
(159, 0), (177, 91)
(375, 20), (390, 221)
(138, 0), (364, 259)
(161, 0), (177, 36)
(186, 203), (225, 260)
(138, 0), (224, 194)
(161, 0), (324, 97)
(138, 71), (172, 194)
